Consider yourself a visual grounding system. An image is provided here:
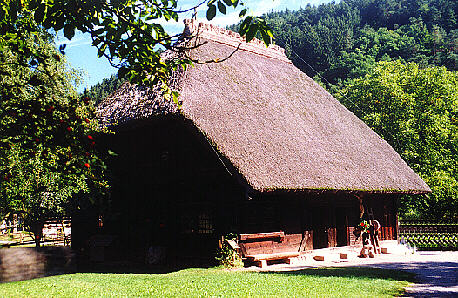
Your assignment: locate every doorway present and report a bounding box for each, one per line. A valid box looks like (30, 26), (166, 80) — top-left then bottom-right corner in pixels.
(312, 207), (329, 249)
(336, 209), (348, 246)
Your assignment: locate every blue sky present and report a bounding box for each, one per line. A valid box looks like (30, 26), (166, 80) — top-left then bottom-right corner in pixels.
(56, 0), (334, 92)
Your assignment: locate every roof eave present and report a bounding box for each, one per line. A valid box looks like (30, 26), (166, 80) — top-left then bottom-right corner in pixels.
(254, 187), (431, 196)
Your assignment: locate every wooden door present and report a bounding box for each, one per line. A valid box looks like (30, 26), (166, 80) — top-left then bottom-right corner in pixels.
(313, 207), (329, 249)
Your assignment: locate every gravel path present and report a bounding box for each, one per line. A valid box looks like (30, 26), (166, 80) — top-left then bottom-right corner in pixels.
(247, 242), (458, 297)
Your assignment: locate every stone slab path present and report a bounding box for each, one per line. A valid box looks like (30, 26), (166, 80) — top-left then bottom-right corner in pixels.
(245, 242), (458, 297)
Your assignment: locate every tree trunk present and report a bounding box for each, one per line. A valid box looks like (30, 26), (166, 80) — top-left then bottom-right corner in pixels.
(32, 221), (44, 248)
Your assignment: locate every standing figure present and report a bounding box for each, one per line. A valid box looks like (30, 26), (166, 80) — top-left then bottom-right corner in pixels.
(358, 220), (373, 258)
(369, 219), (381, 254)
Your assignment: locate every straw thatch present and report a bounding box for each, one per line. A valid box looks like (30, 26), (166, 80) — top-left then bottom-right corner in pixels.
(98, 20), (430, 194)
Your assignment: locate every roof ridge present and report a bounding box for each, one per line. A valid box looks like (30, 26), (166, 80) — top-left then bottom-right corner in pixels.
(184, 19), (291, 63)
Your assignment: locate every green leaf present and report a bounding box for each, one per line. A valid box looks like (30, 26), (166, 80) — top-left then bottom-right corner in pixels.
(239, 16), (252, 36)
(10, 1), (18, 22)
(246, 23), (258, 42)
(92, 37), (103, 47)
(217, 1), (226, 14)
(172, 91), (181, 107)
(239, 8), (247, 18)
(34, 4), (46, 24)
(206, 4), (217, 21)
(118, 66), (129, 79)
(260, 30), (269, 45)
(64, 23), (75, 40)
(266, 29), (273, 38)
(108, 43), (116, 57)
(223, 0), (233, 7)
(54, 16), (65, 31)
(98, 44), (107, 58)
(108, 150), (118, 157)
(172, 12), (179, 22)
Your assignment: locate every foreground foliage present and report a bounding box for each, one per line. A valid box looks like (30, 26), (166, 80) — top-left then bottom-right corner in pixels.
(0, 0), (273, 99)
(0, 0), (273, 237)
(0, 22), (109, 246)
(339, 61), (458, 221)
(0, 267), (413, 297)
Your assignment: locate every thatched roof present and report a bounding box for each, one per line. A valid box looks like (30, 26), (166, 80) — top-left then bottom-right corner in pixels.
(98, 19), (430, 194)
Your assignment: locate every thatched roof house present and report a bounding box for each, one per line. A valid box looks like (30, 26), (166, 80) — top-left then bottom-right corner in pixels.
(98, 19), (429, 195)
(85, 20), (430, 265)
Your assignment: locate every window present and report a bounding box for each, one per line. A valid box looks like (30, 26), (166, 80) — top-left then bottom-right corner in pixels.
(179, 205), (214, 235)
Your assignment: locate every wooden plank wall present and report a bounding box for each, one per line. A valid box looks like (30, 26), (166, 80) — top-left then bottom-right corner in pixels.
(327, 228), (337, 247)
(302, 231), (313, 251)
(365, 196), (397, 241)
(348, 227), (359, 246)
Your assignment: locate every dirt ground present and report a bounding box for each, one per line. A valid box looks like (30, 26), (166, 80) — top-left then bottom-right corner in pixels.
(245, 241), (458, 297)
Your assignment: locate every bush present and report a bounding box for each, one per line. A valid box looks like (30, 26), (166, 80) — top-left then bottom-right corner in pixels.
(215, 234), (244, 268)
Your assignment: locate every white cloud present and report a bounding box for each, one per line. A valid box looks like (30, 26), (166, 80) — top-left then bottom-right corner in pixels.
(249, 0), (282, 16)
(202, 11), (240, 27)
(153, 0), (338, 32)
(189, 0), (332, 28)
(55, 35), (92, 49)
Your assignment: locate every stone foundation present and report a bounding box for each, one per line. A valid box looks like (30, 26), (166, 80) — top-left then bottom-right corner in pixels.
(0, 247), (75, 282)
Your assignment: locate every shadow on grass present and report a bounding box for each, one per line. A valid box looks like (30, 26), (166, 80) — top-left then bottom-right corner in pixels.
(75, 258), (216, 275)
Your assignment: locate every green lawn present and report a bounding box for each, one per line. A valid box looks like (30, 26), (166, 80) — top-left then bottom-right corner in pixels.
(0, 267), (414, 297)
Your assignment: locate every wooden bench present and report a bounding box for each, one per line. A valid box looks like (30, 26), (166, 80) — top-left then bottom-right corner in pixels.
(238, 232), (301, 268)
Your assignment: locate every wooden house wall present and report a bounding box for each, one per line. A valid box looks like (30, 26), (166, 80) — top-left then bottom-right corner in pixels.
(73, 117), (400, 265)
(73, 117), (248, 265)
(236, 192), (398, 253)
(363, 194), (398, 241)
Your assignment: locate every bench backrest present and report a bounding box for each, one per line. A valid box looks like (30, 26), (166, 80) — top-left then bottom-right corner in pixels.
(238, 232), (302, 256)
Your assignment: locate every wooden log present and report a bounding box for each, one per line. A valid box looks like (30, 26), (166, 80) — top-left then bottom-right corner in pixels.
(239, 232), (285, 242)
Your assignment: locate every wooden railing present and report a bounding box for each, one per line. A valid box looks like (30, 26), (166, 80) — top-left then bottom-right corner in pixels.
(399, 222), (458, 234)
(42, 219), (71, 246)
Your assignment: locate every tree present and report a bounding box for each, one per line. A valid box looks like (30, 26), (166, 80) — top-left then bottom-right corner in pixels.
(0, 21), (109, 246)
(259, 0), (457, 90)
(0, 0), (273, 102)
(83, 75), (126, 105)
(338, 61), (457, 221)
(0, 0), (271, 246)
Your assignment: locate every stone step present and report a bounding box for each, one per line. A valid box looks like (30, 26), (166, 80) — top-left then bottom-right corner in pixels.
(313, 255), (324, 261)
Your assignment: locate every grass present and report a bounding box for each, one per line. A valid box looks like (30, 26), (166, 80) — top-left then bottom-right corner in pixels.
(0, 267), (414, 297)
